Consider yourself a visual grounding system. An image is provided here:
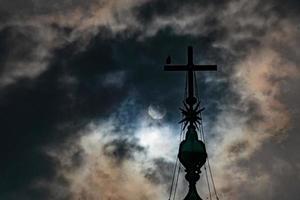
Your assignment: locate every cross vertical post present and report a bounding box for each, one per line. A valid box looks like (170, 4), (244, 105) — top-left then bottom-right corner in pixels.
(164, 46), (217, 107)
(187, 46), (194, 105)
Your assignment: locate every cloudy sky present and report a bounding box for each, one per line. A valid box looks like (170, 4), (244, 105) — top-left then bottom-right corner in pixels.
(0, 0), (299, 199)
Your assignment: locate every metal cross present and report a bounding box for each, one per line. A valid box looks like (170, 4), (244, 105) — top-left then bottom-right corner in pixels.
(164, 46), (217, 107)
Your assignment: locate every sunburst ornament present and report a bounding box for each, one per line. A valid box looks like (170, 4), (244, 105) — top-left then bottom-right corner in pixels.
(179, 101), (205, 130)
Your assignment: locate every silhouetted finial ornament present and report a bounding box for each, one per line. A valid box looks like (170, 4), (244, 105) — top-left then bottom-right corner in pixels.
(178, 125), (207, 200)
(164, 46), (217, 200)
(179, 101), (205, 130)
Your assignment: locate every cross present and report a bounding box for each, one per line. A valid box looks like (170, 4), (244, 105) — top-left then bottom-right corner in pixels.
(164, 46), (217, 107)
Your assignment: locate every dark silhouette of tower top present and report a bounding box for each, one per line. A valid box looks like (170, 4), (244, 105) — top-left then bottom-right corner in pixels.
(164, 46), (217, 200)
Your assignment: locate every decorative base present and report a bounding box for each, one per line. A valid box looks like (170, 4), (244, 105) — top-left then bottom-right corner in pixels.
(178, 125), (207, 200)
(183, 170), (202, 200)
(184, 185), (202, 200)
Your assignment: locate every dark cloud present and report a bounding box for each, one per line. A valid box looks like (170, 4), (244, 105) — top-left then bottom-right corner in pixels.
(0, 32), (131, 198)
(0, 25), (53, 86)
(134, 0), (225, 24)
(103, 138), (145, 163)
(144, 158), (174, 184)
(0, 0), (96, 21)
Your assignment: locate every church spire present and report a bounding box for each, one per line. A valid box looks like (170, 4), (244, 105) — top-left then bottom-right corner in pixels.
(164, 46), (217, 200)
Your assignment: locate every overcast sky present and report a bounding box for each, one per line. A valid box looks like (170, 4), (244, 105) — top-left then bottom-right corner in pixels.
(0, 0), (299, 199)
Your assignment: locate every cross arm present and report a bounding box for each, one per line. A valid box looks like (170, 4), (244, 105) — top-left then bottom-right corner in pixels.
(164, 64), (189, 71)
(164, 64), (217, 71)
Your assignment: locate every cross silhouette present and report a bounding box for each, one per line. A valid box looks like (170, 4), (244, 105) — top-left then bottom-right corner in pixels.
(164, 46), (217, 107)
